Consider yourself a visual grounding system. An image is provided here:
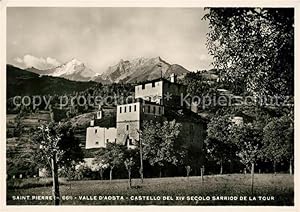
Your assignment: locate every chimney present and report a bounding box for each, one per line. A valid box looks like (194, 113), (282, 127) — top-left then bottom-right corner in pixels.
(90, 120), (94, 127)
(170, 73), (177, 83)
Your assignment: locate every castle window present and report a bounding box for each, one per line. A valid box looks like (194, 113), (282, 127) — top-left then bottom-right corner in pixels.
(134, 105), (136, 111)
(124, 106), (127, 113)
(142, 84), (145, 89)
(152, 82), (155, 87)
(148, 106), (151, 113)
(95, 129), (97, 133)
(129, 106), (131, 112)
(159, 107), (161, 114)
(120, 107), (122, 113)
(153, 106), (156, 114)
(126, 125), (129, 131)
(106, 139), (109, 143)
(115, 138), (117, 143)
(129, 139), (133, 145)
(95, 141), (99, 145)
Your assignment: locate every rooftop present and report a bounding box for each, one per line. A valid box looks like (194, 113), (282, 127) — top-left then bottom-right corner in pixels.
(135, 77), (184, 87)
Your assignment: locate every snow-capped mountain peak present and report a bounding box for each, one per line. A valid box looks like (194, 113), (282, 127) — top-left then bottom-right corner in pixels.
(32, 58), (98, 81)
(24, 56), (190, 83)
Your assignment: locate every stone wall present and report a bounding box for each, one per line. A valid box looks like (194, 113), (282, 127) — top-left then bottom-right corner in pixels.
(135, 81), (163, 104)
(86, 127), (117, 149)
(116, 121), (140, 148)
(116, 102), (142, 147)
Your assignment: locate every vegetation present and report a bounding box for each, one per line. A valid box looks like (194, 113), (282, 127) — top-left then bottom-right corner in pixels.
(231, 123), (263, 173)
(261, 115), (294, 174)
(201, 7), (294, 175)
(31, 122), (84, 205)
(204, 8), (294, 97)
(93, 143), (126, 181)
(142, 120), (185, 177)
(205, 115), (238, 174)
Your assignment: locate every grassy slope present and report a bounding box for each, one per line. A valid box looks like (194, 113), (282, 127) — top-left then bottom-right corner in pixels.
(7, 174), (293, 205)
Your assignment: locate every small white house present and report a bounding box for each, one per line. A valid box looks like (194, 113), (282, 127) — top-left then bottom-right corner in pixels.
(85, 124), (117, 149)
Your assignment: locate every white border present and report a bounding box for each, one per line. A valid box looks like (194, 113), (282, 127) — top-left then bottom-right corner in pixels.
(0, 1), (299, 212)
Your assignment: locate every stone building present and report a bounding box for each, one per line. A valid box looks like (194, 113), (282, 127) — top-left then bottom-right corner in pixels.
(134, 73), (187, 107)
(116, 99), (165, 148)
(85, 74), (205, 150)
(85, 105), (117, 149)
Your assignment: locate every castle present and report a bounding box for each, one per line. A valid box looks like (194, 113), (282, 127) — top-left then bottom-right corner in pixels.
(85, 74), (205, 150)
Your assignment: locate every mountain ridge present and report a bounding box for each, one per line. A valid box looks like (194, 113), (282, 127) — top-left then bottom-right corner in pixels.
(95, 56), (189, 84)
(26, 58), (99, 82)
(24, 56), (190, 83)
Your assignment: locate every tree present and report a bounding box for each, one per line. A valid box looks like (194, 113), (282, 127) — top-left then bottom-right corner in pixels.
(181, 142), (203, 177)
(231, 123), (263, 172)
(142, 120), (184, 177)
(124, 148), (138, 188)
(181, 71), (228, 112)
(137, 129), (144, 183)
(230, 122), (263, 194)
(32, 122), (84, 205)
(94, 143), (125, 181)
(205, 115), (237, 174)
(261, 115), (294, 174)
(92, 150), (109, 180)
(7, 150), (38, 178)
(185, 165), (192, 179)
(55, 122), (84, 170)
(182, 71), (218, 97)
(204, 8), (294, 97)
(32, 123), (64, 205)
(124, 157), (135, 188)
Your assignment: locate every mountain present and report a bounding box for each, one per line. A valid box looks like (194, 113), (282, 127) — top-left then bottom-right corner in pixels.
(24, 56), (190, 84)
(26, 59), (99, 82)
(94, 57), (190, 84)
(7, 65), (97, 98)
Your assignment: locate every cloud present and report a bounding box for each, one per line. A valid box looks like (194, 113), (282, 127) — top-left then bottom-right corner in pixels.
(199, 54), (208, 61)
(14, 54), (61, 70)
(14, 57), (23, 63)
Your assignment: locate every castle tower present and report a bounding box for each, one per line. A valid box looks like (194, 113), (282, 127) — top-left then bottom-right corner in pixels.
(96, 105), (103, 120)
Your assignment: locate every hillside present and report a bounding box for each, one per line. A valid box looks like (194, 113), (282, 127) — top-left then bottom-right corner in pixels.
(7, 65), (97, 97)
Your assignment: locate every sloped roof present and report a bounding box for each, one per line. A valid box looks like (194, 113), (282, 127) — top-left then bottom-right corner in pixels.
(164, 107), (207, 124)
(94, 115), (116, 128)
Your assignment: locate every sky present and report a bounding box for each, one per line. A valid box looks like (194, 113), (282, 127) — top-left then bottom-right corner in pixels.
(7, 7), (213, 73)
